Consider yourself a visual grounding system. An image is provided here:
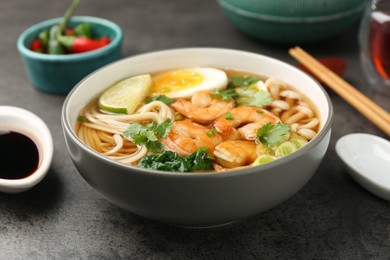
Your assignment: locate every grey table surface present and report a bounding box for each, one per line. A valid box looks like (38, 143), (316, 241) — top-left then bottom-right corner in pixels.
(1, 0), (390, 259)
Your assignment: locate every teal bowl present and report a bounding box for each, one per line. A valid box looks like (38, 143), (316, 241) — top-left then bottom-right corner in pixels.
(17, 16), (123, 94)
(217, 0), (367, 44)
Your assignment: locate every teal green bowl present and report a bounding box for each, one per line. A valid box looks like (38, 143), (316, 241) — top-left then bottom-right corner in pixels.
(217, 0), (367, 44)
(17, 16), (123, 94)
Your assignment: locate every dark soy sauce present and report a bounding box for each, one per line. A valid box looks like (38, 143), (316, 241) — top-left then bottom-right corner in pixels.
(0, 130), (40, 179)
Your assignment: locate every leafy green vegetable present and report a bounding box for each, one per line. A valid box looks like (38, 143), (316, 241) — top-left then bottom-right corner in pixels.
(146, 95), (174, 105)
(224, 111), (234, 120)
(137, 148), (215, 172)
(186, 148), (215, 172)
(123, 118), (172, 153)
(235, 87), (272, 108)
(210, 88), (237, 101)
(228, 75), (260, 88)
(256, 122), (291, 146)
(138, 151), (190, 172)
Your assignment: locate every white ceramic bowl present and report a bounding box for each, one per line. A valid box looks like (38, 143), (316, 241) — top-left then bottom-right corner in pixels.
(62, 48), (333, 227)
(0, 106), (53, 193)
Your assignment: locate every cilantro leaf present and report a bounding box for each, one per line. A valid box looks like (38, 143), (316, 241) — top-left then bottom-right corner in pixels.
(146, 95), (174, 105)
(131, 134), (148, 145)
(211, 75), (272, 109)
(228, 75), (260, 88)
(235, 87), (272, 108)
(123, 118), (172, 153)
(210, 88), (237, 101)
(124, 123), (145, 138)
(256, 122), (291, 146)
(154, 120), (172, 137)
(137, 148), (215, 172)
(145, 141), (164, 154)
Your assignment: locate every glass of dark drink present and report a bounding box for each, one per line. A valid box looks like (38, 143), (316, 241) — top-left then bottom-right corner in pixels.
(359, 0), (390, 93)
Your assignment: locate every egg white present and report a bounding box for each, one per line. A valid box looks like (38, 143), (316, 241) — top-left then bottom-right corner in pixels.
(152, 67), (228, 98)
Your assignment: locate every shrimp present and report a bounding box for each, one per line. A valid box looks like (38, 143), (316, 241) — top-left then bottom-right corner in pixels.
(161, 120), (222, 156)
(213, 140), (257, 168)
(171, 90), (235, 124)
(213, 106), (280, 140)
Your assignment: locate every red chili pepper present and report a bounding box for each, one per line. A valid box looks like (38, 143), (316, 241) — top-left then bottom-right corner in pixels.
(64, 28), (75, 36)
(99, 36), (110, 45)
(30, 39), (44, 52)
(297, 57), (347, 82)
(58, 35), (110, 53)
(72, 37), (110, 53)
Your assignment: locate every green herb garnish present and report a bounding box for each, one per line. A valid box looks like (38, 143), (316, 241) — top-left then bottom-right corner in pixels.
(256, 122), (291, 146)
(228, 75), (260, 88)
(123, 118), (172, 153)
(146, 95), (174, 105)
(210, 88), (237, 101)
(235, 87), (272, 108)
(212, 75), (272, 109)
(137, 148), (215, 172)
(224, 111), (235, 120)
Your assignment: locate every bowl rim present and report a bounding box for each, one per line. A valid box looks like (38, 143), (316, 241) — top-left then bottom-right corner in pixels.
(62, 47), (333, 178)
(0, 106), (53, 190)
(17, 16), (123, 61)
(217, 0), (366, 23)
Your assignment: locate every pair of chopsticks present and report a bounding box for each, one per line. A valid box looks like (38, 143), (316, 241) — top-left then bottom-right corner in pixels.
(289, 46), (390, 137)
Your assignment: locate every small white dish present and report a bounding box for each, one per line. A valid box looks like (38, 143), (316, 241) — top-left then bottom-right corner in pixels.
(336, 133), (390, 200)
(0, 106), (53, 193)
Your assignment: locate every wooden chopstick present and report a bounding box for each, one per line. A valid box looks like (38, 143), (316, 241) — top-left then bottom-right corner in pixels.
(289, 46), (390, 137)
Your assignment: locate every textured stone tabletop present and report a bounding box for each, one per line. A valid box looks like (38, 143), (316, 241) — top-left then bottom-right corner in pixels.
(1, 0), (390, 259)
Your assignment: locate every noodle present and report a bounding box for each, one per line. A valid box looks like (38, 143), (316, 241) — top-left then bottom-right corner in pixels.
(77, 99), (174, 165)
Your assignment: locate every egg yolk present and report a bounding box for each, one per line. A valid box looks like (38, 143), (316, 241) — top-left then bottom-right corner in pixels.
(153, 70), (204, 93)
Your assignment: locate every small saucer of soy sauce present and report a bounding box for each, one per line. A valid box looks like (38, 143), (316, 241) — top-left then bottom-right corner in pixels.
(0, 106), (53, 193)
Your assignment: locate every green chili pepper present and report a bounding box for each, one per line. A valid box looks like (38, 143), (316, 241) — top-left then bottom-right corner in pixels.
(58, 0), (81, 32)
(38, 29), (49, 47)
(48, 25), (64, 54)
(74, 23), (92, 38)
(48, 0), (80, 54)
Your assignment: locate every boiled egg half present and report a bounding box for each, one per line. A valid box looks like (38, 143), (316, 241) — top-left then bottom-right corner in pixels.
(152, 67), (228, 98)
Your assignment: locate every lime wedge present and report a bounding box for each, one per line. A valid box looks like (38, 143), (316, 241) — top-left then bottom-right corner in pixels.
(275, 141), (298, 158)
(253, 154), (277, 166)
(98, 74), (153, 114)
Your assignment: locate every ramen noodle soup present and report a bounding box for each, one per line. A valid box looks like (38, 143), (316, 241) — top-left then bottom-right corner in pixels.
(76, 68), (320, 172)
